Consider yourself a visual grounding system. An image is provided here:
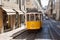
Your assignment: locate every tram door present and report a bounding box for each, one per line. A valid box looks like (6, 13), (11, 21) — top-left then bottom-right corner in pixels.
(26, 12), (42, 30)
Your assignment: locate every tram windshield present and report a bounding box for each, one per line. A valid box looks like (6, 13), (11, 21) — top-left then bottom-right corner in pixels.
(27, 12), (42, 21)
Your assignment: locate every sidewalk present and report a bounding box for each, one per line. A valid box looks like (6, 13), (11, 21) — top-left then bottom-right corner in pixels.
(0, 24), (26, 40)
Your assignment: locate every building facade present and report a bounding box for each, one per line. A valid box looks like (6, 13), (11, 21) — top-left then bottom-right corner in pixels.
(2, 0), (19, 10)
(55, 0), (60, 21)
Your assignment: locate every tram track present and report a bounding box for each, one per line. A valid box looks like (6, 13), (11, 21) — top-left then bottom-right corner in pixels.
(50, 20), (60, 30)
(13, 30), (40, 40)
(12, 20), (58, 40)
(34, 20), (52, 39)
(13, 30), (30, 39)
(43, 20), (60, 40)
(11, 29), (27, 38)
(26, 31), (38, 40)
(48, 22), (55, 40)
(48, 20), (60, 40)
(49, 20), (60, 35)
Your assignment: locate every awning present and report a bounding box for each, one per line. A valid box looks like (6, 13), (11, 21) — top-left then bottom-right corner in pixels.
(2, 7), (16, 15)
(15, 9), (24, 15)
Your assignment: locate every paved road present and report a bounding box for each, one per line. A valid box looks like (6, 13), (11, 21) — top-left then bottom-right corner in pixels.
(49, 19), (60, 40)
(13, 19), (60, 40)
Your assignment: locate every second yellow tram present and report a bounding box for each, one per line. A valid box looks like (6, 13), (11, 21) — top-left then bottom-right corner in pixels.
(25, 12), (43, 30)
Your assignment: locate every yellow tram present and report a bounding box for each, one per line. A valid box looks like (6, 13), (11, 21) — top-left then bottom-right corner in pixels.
(25, 12), (43, 30)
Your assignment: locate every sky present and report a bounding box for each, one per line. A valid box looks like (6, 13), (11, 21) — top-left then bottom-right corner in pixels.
(41, 0), (49, 7)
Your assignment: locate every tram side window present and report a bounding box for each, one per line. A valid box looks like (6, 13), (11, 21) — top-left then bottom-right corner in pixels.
(30, 14), (34, 21)
(27, 14), (29, 21)
(35, 14), (40, 21)
(40, 14), (42, 21)
(40, 14), (41, 20)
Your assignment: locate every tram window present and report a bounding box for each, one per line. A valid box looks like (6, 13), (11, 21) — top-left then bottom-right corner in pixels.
(35, 14), (40, 21)
(30, 14), (34, 21)
(40, 14), (42, 20)
(27, 14), (29, 21)
(40, 14), (41, 20)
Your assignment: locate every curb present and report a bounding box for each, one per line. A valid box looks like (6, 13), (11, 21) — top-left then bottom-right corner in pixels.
(11, 29), (27, 38)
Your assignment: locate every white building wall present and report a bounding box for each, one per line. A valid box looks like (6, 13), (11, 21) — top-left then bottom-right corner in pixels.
(0, 0), (2, 5)
(26, 0), (39, 9)
(55, 0), (60, 20)
(2, 0), (19, 10)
